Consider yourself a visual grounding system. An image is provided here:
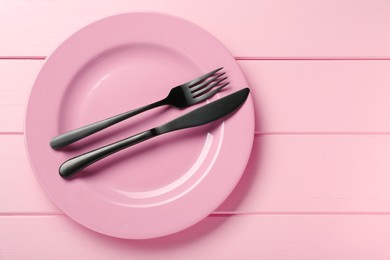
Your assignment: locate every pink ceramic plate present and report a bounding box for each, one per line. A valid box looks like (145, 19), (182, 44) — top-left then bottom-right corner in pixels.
(25, 12), (254, 239)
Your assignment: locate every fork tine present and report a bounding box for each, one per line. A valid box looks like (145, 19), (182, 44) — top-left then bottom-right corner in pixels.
(183, 67), (223, 88)
(192, 76), (228, 96)
(194, 82), (229, 102)
(191, 72), (226, 92)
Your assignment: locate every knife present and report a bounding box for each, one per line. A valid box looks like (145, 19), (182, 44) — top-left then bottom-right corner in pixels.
(59, 88), (250, 178)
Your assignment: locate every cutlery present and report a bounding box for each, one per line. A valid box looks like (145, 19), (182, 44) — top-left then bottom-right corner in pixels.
(59, 88), (250, 178)
(50, 67), (229, 150)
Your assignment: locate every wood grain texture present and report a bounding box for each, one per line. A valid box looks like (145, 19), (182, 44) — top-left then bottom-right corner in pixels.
(0, 135), (58, 213)
(3, 134), (390, 214)
(0, 60), (42, 132)
(1, 0), (390, 57)
(2, 60), (390, 132)
(2, 1), (390, 258)
(218, 134), (390, 213)
(242, 60), (390, 132)
(1, 215), (390, 259)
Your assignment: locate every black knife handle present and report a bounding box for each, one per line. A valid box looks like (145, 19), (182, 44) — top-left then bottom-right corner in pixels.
(50, 99), (166, 150)
(59, 129), (156, 178)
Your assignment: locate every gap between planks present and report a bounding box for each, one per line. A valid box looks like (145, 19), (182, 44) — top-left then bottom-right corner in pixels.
(0, 132), (23, 135)
(0, 56), (46, 60)
(255, 132), (390, 136)
(3, 132), (390, 136)
(2, 56), (390, 61)
(235, 57), (390, 61)
(3, 212), (390, 217)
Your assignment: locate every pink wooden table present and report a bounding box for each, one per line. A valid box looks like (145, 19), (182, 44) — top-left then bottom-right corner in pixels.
(2, 1), (390, 259)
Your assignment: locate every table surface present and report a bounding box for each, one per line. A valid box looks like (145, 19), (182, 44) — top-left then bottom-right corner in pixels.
(2, 1), (390, 259)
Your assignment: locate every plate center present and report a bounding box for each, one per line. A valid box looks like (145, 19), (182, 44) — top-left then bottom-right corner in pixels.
(59, 43), (220, 201)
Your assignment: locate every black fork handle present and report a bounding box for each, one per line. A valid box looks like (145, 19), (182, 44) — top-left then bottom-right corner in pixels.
(50, 99), (167, 150)
(59, 129), (157, 178)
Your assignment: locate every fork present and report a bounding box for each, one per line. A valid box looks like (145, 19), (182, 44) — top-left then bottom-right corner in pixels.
(50, 67), (229, 149)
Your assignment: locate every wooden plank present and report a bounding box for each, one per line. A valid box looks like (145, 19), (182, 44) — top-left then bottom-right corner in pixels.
(0, 60), (42, 132)
(0, 135), (59, 213)
(1, 0), (390, 57)
(2, 60), (390, 132)
(3, 134), (390, 214)
(217, 134), (390, 213)
(240, 60), (390, 132)
(1, 215), (389, 259)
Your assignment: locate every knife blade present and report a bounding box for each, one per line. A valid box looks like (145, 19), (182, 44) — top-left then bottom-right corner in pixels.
(59, 88), (250, 178)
